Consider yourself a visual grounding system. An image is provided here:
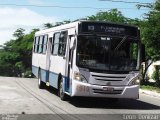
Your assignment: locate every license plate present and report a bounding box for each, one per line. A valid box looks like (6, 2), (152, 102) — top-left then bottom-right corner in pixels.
(103, 87), (114, 92)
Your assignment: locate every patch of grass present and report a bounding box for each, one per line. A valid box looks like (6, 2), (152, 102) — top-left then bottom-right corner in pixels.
(140, 85), (160, 93)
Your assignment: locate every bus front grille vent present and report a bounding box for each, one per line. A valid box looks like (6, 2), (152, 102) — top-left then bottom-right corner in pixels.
(93, 89), (123, 94)
(91, 72), (127, 82)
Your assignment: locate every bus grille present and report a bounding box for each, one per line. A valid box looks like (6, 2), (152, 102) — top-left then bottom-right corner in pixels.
(93, 89), (123, 94)
(91, 72), (127, 82)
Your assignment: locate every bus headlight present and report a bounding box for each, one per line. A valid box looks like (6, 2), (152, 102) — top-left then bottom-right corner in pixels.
(74, 72), (88, 83)
(129, 77), (140, 85)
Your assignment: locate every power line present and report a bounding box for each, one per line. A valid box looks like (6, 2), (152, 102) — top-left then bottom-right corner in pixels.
(99, 0), (151, 4)
(0, 3), (150, 10)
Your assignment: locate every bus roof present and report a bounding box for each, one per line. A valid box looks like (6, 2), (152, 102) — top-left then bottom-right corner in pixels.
(35, 21), (79, 36)
(35, 20), (138, 36)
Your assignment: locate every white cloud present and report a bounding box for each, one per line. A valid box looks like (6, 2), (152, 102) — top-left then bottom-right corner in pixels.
(0, 7), (58, 45)
(27, 0), (46, 5)
(0, 30), (13, 45)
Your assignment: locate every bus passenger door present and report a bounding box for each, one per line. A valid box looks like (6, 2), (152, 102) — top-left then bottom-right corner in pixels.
(65, 36), (75, 93)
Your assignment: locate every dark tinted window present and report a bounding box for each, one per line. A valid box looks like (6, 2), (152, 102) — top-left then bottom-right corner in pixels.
(42, 35), (48, 54)
(52, 32), (60, 55)
(39, 36), (43, 53)
(34, 35), (48, 54)
(58, 31), (68, 56)
(34, 36), (39, 53)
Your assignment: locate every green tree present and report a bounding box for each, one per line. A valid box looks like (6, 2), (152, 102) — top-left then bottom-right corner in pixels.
(139, 0), (160, 86)
(0, 28), (39, 77)
(87, 9), (128, 23)
(87, 9), (142, 27)
(53, 20), (71, 27)
(13, 28), (25, 38)
(44, 23), (54, 29)
(142, 1), (160, 61)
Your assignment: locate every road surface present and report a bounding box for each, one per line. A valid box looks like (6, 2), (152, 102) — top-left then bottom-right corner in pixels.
(0, 77), (159, 120)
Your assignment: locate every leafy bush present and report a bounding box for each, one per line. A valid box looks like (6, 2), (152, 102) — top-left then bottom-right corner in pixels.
(151, 70), (159, 81)
(23, 70), (32, 78)
(151, 69), (160, 87)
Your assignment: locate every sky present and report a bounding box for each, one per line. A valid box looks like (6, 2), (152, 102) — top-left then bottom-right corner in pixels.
(0, 0), (154, 45)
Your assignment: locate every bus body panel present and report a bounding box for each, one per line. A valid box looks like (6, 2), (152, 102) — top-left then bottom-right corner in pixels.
(32, 23), (78, 94)
(32, 53), (48, 82)
(79, 70), (139, 86)
(49, 56), (66, 88)
(72, 80), (139, 99)
(49, 71), (59, 88)
(32, 65), (39, 78)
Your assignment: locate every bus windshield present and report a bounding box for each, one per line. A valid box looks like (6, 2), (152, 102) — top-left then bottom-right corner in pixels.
(76, 35), (139, 71)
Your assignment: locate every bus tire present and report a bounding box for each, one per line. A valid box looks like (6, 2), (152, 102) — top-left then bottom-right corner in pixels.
(38, 69), (46, 89)
(58, 78), (67, 101)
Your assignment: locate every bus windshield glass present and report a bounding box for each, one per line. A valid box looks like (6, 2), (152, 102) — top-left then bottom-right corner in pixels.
(76, 35), (139, 71)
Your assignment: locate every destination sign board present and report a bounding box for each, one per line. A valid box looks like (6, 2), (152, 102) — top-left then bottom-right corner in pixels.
(79, 22), (138, 37)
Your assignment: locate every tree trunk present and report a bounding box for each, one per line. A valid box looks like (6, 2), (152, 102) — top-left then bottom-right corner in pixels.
(141, 60), (153, 85)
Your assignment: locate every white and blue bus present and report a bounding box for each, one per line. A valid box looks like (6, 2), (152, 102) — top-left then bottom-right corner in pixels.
(32, 21), (144, 100)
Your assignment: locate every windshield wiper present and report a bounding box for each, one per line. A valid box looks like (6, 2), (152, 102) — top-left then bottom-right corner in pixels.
(114, 36), (128, 51)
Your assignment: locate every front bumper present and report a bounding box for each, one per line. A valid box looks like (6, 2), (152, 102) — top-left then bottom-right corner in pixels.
(71, 80), (139, 99)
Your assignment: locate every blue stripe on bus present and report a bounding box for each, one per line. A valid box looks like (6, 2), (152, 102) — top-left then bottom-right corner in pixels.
(32, 66), (39, 78)
(40, 69), (47, 83)
(46, 70), (49, 82)
(64, 77), (70, 93)
(32, 66), (47, 83)
(49, 71), (70, 93)
(49, 72), (58, 88)
(32, 65), (70, 93)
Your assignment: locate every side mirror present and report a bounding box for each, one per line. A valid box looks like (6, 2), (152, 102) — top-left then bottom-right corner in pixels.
(70, 37), (76, 50)
(141, 44), (145, 62)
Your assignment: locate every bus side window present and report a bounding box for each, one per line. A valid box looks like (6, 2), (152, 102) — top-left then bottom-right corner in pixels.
(50, 37), (54, 54)
(42, 35), (48, 54)
(58, 31), (68, 56)
(33, 37), (36, 52)
(35, 36), (40, 53)
(38, 36), (43, 53)
(52, 32), (60, 55)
